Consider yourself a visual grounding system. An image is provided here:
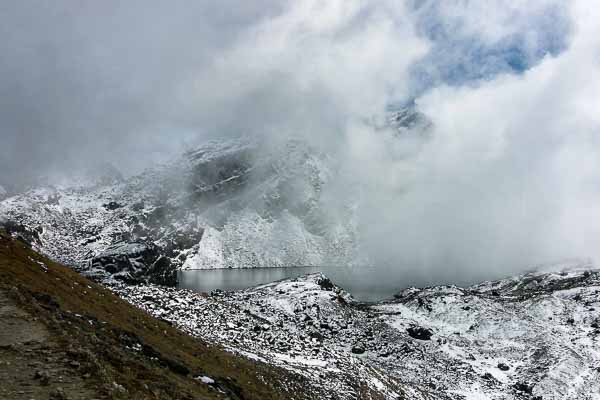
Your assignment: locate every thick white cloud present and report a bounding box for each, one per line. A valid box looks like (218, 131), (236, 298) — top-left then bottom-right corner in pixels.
(418, 0), (567, 43)
(355, 0), (600, 279)
(183, 0), (428, 149)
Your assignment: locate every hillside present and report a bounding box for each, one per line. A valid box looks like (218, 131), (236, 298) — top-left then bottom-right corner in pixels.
(116, 261), (600, 399)
(0, 230), (327, 400)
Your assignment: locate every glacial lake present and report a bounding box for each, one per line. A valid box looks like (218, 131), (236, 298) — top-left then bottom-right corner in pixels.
(178, 266), (417, 302)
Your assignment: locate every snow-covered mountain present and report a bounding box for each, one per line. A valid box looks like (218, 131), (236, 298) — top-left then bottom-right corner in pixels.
(0, 139), (337, 284)
(0, 142), (340, 284)
(0, 107), (429, 285)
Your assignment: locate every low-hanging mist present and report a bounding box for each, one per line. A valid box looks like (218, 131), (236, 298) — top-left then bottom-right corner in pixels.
(1, 0), (599, 285)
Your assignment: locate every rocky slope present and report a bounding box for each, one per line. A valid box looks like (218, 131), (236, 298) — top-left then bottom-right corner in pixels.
(114, 263), (600, 400)
(4, 223), (598, 399)
(0, 229), (332, 400)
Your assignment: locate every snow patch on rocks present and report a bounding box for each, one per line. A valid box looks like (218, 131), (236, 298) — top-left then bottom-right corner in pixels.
(112, 266), (600, 399)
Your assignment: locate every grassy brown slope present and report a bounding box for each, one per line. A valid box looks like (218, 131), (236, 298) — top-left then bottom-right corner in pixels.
(0, 231), (313, 400)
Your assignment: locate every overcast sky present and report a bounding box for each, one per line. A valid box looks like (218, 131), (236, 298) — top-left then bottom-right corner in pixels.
(0, 0), (571, 185)
(1, 0), (599, 276)
(0, 0), (287, 184)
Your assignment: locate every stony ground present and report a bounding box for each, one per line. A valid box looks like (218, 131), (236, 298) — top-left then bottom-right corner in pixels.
(114, 265), (600, 400)
(0, 230), (334, 400)
(0, 288), (104, 400)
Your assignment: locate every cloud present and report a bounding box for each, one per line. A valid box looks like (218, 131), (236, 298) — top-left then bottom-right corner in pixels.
(0, 0), (572, 183)
(407, 0), (571, 93)
(1, 0), (597, 283)
(0, 0), (286, 184)
(346, 0), (600, 281)
(181, 0), (428, 150)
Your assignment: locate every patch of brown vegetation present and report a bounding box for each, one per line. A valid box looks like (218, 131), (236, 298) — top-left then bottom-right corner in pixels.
(0, 230), (314, 399)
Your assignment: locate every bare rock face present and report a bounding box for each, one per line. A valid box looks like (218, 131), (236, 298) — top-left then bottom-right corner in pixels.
(90, 242), (176, 286)
(147, 255), (177, 286)
(351, 343), (366, 354)
(406, 325), (433, 341)
(0, 219), (42, 247)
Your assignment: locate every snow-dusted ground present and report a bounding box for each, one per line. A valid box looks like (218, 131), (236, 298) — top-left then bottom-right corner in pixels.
(113, 265), (600, 400)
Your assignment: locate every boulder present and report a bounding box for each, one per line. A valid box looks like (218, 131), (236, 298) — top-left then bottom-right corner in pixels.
(406, 326), (433, 341)
(351, 344), (366, 354)
(514, 382), (534, 394)
(497, 363), (510, 371)
(315, 275), (335, 291)
(103, 201), (122, 210)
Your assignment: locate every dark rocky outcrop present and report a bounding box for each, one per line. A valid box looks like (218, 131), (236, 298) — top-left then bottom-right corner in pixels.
(186, 145), (254, 203)
(0, 220), (42, 247)
(351, 344), (366, 354)
(497, 363), (510, 371)
(316, 275), (335, 291)
(103, 201), (122, 211)
(90, 242), (176, 286)
(406, 326), (433, 341)
(147, 255), (177, 286)
(514, 382), (534, 394)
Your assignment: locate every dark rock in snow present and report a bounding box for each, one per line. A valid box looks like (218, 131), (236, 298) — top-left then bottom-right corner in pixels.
(90, 242), (176, 285)
(316, 275), (335, 291)
(406, 326), (433, 341)
(481, 372), (495, 381)
(0, 219), (42, 247)
(514, 382), (534, 394)
(351, 344), (366, 354)
(497, 363), (510, 371)
(309, 331), (325, 342)
(103, 201), (122, 210)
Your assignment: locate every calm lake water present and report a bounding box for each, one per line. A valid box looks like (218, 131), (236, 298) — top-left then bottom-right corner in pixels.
(178, 266), (410, 302)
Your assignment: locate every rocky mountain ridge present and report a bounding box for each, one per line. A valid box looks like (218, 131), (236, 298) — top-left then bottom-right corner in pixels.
(0, 137), (351, 285)
(0, 107), (428, 284)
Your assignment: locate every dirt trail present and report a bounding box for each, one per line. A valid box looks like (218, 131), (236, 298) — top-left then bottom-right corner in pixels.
(0, 289), (104, 400)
